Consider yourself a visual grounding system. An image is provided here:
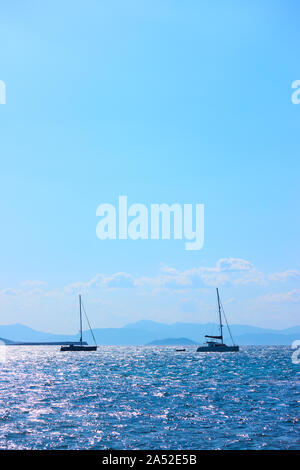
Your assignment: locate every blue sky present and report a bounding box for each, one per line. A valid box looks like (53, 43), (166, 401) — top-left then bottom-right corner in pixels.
(0, 1), (299, 332)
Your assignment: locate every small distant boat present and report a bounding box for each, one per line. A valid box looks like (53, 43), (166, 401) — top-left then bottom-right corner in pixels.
(60, 295), (98, 352)
(197, 288), (239, 352)
(176, 348), (186, 352)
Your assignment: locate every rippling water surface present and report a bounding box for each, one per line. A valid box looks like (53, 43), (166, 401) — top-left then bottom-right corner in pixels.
(0, 346), (299, 449)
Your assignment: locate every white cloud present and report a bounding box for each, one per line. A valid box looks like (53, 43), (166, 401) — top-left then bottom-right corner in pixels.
(216, 258), (254, 272)
(102, 272), (135, 288)
(0, 288), (21, 296)
(268, 270), (300, 282)
(1, 258), (299, 303)
(64, 275), (102, 293)
(142, 258), (261, 290)
(260, 290), (300, 303)
(233, 271), (266, 285)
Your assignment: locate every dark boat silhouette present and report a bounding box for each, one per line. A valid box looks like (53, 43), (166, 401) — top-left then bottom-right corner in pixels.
(60, 295), (97, 352)
(197, 288), (239, 352)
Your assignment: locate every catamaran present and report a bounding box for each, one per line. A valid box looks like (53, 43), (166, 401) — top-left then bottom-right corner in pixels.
(197, 288), (239, 352)
(60, 295), (98, 352)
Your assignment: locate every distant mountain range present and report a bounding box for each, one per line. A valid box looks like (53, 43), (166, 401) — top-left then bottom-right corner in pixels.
(0, 320), (299, 346)
(146, 337), (197, 346)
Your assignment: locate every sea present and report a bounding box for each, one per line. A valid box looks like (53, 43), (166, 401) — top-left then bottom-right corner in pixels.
(0, 345), (299, 450)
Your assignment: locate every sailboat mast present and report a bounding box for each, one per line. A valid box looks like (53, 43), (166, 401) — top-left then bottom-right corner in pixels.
(216, 288), (223, 343)
(79, 294), (83, 345)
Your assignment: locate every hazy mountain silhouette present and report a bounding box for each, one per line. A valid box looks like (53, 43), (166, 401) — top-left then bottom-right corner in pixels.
(146, 337), (197, 346)
(0, 321), (299, 346)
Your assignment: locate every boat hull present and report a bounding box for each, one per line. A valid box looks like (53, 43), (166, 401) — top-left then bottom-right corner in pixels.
(197, 345), (239, 352)
(60, 345), (97, 352)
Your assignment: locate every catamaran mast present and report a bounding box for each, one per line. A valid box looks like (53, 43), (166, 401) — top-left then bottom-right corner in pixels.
(216, 288), (223, 343)
(79, 294), (83, 345)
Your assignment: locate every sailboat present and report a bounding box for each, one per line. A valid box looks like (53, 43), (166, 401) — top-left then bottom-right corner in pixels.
(60, 295), (98, 351)
(197, 288), (239, 352)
